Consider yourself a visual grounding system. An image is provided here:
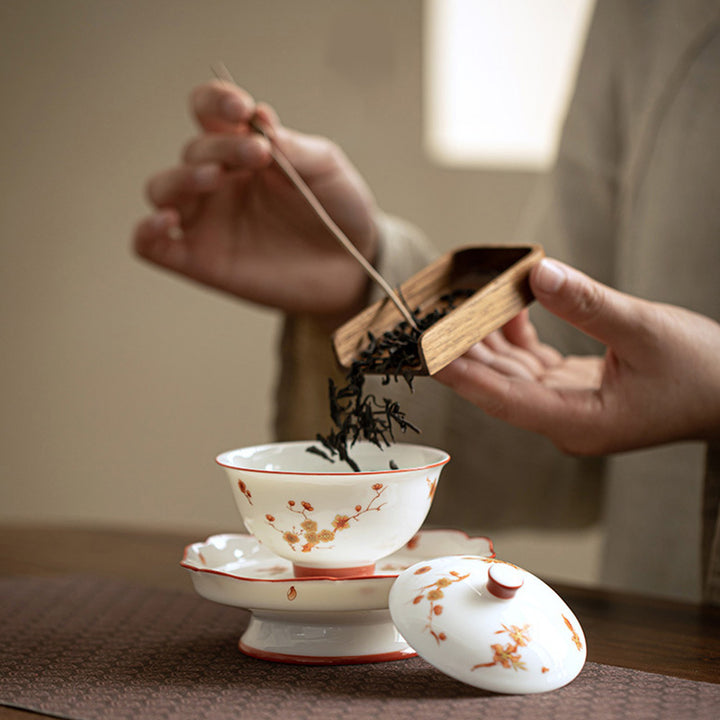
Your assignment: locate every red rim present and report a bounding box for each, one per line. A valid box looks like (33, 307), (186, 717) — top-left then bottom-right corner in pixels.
(180, 530), (496, 583)
(215, 442), (450, 476)
(292, 562), (376, 578)
(238, 640), (417, 665)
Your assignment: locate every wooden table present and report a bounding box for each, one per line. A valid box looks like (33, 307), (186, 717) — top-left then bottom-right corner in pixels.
(1, 524), (719, 719)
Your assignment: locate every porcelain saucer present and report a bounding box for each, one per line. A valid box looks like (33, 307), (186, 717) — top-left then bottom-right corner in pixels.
(182, 529), (493, 664)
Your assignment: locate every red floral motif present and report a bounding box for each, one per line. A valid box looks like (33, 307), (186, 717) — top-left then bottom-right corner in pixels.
(413, 570), (470, 644)
(266, 483), (387, 553)
(563, 614), (583, 651)
(332, 515), (351, 531)
(377, 561), (410, 572)
(478, 643), (526, 671)
(237, 479), (253, 505)
(258, 564), (288, 576)
(479, 557), (521, 570)
(472, 624), (531, 672)
(287, 586), (297, 601)
(426, 476), (437, 500)
(498, 623), (531, 648)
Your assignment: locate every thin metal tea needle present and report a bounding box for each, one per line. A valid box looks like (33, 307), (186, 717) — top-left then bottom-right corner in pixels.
(211, 62), (419, 331)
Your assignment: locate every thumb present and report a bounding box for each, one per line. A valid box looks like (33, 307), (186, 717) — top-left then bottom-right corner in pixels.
(530, 258), (645, 349)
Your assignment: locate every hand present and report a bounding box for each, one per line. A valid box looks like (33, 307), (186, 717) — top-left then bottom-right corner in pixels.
(434, 258), (720, 455)
(132, 81), (379, 326)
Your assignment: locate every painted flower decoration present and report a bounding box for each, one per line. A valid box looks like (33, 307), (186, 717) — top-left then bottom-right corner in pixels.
(563, 614), (583, 651)
(412, 569), (470, 644)
(499, 624), (531, 648)
(266, 483), (387, 552)
(472, 624), (532, 672)
(237, 479), (253, 505)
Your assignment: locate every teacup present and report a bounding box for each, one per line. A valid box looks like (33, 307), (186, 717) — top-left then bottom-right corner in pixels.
(217, 441), (450, 578)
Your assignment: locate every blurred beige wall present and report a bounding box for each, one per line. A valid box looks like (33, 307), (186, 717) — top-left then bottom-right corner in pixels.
(3, 2), (583, 566)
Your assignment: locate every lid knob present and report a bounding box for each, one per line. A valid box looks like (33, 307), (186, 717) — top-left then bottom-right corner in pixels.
(487, 563), (524, 599)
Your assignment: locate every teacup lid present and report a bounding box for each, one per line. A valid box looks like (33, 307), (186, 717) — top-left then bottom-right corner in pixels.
(388, 555), (586, 694)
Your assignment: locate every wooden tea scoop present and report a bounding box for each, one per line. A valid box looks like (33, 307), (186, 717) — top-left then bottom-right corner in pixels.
(332, 244), (545, 375)
(212, 63), (419, 331)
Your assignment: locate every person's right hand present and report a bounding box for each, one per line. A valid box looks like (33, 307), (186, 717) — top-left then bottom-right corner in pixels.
(435, 259), (720, 455)
(132, 81), (380, 327)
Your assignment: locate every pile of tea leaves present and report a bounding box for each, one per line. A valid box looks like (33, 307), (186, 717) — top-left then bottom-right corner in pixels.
(307, 289), (473, 471)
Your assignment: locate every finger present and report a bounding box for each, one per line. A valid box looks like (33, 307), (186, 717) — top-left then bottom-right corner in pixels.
(464, 339), (538, 381)
(190, 81), (257, 132)
(270, 125), (342, 178)
(254, 102), (280, 132)
(483, 330), (547, 378)
(530, 259), (649, 353)
(249, 103), (354, 189)
(434, 355), (606, 454)
(145, 163), (223, 210)
(501, 310), (563, 367)
(133, 209), (189, 270)
(182, 133), (271, 170)
(500, 309), (535, 348)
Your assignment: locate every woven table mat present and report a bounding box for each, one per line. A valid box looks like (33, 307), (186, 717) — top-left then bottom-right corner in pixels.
(1, 575), (718, 720)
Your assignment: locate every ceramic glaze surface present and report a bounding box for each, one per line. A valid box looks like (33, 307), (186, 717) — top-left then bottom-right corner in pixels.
(389, 556), (587, 694)
(182, 530), (494, 663)
(181, 530), (494, 611)
(217, 442), (450, 573)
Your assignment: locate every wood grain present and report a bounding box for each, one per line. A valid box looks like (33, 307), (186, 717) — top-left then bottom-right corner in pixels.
(332, 245), (545, 375)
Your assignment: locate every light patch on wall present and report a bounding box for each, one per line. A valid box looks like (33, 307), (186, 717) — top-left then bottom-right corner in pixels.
(424, 0), (596, 170)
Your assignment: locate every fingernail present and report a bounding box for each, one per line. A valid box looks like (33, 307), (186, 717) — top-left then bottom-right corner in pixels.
(167, 225), (183, 241)
(534, 258), (567, 293)
(148, 209), (173, 231)
(194, 163), (220, 189)
(222, 95), (246, 122)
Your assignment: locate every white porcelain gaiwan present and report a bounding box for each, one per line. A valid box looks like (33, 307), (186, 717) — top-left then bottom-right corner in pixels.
(389, 555), (587, 694)
(217, 441), (450, 578)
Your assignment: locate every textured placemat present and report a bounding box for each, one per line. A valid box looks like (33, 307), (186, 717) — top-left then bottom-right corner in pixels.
(1, 575), (718, 720)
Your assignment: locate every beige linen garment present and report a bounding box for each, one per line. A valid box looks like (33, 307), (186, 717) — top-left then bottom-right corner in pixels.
(275, 0), (720, 603)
